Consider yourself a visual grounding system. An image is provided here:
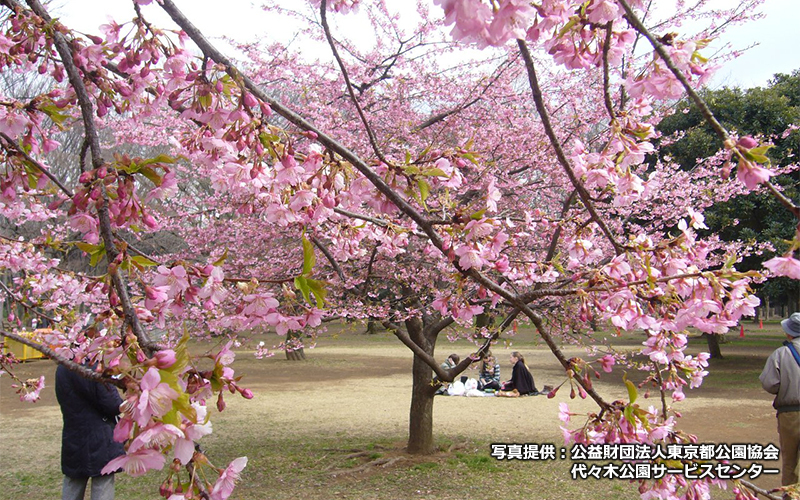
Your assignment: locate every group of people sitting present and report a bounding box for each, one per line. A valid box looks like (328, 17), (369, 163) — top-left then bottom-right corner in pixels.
(438, 350), (539, 397)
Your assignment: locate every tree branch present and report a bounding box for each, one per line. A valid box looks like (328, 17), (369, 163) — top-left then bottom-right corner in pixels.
(602, 21), (616, 122)
(320, 0), (389, 165)
(0, 132), (74, 197)
(25, 0), (155, 354)
(310, 235), (345, 282)
(516, 39), (624, 254)
(0, 329), (126, 388)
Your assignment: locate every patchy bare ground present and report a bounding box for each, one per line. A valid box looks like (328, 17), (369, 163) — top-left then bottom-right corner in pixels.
(0, 323), (788, 498)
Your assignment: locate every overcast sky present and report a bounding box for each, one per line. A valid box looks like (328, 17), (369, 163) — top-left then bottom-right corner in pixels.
(54, 0), (799, 90)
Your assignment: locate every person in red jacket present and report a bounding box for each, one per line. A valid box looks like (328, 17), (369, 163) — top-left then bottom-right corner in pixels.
(55, 364), (125, 500)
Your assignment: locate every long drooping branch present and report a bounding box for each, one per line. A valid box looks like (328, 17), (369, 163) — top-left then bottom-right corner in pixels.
(25, 0), (155, 354)
(0, 329), (126, 388)
(159, 0), (609, 409)
(516, 39), (624, 255)
(617, 0), (800, 220)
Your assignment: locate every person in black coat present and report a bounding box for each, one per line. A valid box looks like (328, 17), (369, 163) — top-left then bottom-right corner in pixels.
(499, 351), (538, 396)
(55, 364), (125, 500)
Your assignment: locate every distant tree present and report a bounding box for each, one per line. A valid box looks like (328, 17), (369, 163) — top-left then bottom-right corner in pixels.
(656, 70), (800, 324)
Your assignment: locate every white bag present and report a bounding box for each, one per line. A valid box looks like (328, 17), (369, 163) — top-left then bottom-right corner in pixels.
(447, 380), (465, 396)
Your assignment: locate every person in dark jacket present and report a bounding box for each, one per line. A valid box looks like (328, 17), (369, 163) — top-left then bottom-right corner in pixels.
(499, 352), (538, 396)
(55, 364), (125, 500)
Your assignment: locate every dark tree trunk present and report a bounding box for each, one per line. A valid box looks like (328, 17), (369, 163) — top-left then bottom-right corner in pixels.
(364, 319), (382, 335)
(406, 318), (437, 455)
(284, 331), (306, 361)
(703, 333), (723, 359)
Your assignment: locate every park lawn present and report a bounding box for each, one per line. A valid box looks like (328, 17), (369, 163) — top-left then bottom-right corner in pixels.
(0, 321), (785, 499)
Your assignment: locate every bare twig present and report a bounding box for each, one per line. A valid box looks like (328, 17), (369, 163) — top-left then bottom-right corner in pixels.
(320, 0), (389, 165)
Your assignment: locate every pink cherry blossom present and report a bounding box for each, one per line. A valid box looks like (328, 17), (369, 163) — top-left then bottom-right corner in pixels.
(133, 367), (179, 427)
(763, 255), (800, 279)
(210, 456), (248, 500)
(101, 448), (166, 477)
(736, 160), (775, 190)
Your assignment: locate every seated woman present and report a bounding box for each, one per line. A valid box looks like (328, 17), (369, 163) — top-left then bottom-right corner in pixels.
(435, 354), (460, 395)
(478, 351), (501, 391)
(498, 352), (538, 397)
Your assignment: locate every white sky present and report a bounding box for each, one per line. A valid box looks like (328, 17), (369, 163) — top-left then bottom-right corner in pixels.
(53, 0), (800, 89)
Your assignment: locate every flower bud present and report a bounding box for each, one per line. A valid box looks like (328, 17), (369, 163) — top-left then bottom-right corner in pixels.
(243, 92), (258, 108)
(737, 136), (758, 149)
(154, 349), (177, 369)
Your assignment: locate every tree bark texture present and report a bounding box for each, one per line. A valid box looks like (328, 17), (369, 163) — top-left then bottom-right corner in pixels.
(406, 318), (437, 455)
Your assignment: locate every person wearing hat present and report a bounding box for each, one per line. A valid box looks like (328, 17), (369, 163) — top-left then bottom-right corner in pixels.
(760, 312), (800, 486)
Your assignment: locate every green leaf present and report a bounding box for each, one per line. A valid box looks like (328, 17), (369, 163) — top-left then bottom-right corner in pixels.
(623, 373), (638, 404)
(306, 278), (327, 308)
(403, 165), (421, 175)
(749, 145), (773, 157)
(422, 168), (448, 177)
(417, 179), (430, 204)
(212, 249), (228, 267)
(40, 104), (69, 127)
(743, 149), (770, 164)
(76, 242), (99, 254)
(89, 248), (106, 267)
(294, 276), (312, 304)
(165, 333), (191, 375)
(131, 255), (159, 267)
(623, 404), (635, 425)
(197, 94), (212, 110)
(259, 133), (280, 146)
(160, 408), (181, 427)
(302, 236), (315, 276)
(139, 167), (163, 186)
(470, 208), (488, 220)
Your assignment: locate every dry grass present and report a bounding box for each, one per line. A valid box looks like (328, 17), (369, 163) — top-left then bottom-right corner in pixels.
(0, 321), (787, 499)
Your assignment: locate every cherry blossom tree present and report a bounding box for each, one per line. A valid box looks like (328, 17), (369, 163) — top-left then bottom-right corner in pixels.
(0, 0), (797, 499)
